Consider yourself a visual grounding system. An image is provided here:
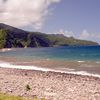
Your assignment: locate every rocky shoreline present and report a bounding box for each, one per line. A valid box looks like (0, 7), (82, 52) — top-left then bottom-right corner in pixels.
(0, 67), (100, 100)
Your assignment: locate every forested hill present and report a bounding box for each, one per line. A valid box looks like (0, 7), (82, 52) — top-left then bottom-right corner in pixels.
(0, 23), (98, 49)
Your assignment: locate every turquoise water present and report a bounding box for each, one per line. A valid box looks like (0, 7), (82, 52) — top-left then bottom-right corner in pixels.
(0, 46), (100, 62)
(0, 46), (100, 75)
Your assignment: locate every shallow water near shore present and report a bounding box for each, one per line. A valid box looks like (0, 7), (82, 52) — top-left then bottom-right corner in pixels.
(0, 46), (100, 76)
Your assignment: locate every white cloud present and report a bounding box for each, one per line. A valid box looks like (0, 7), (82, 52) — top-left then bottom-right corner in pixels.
(0, 0), (61, 29)
(79, 30), (90, 39)
(79, 30), (100, 39)
(48, 29), (75, 37)
(78, 30), (100, 43)
(57, 29), (74, 37)
(64, 30), (74, 37)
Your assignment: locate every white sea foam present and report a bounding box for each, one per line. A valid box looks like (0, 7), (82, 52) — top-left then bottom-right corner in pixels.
(0, 48), (12, 52)
(77, 61), (85, 63)
(96, 61), (100, 64)
(0, 61), (51, 71)
(0, 61), (100, 78)
(58, 68), (75, 71)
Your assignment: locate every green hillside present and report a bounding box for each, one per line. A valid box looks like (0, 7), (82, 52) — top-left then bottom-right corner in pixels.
(0, 23), (98, 49)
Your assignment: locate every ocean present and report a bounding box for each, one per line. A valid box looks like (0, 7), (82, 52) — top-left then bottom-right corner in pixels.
(0, 46), (100, 77)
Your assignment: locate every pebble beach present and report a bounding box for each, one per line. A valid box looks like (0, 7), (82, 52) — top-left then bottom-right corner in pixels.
(0, 67), (100, 100)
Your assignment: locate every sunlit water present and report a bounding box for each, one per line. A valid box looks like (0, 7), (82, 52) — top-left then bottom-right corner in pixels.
(0, 46), (100, 76)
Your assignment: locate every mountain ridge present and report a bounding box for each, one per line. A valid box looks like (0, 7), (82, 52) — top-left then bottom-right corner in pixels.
(0, 23), (99, 49)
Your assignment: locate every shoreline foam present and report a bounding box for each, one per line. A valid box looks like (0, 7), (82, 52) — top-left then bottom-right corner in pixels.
(0, 60), (100, 79)
(0, 48), (13, 52)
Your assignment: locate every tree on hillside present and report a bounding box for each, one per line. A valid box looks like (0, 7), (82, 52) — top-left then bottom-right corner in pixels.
(0, 29), (7, 49)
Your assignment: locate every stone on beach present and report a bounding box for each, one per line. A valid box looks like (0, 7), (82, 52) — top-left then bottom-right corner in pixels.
(0, 68), (100, 100)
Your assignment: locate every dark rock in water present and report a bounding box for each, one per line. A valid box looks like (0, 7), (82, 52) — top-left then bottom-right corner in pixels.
(0, 23), (99, 49)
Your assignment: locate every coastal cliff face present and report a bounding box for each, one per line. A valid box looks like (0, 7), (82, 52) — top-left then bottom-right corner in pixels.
(0, 23), (98, 48)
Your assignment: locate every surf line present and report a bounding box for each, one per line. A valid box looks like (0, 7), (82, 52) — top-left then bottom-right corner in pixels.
(0, 61), (100, 78)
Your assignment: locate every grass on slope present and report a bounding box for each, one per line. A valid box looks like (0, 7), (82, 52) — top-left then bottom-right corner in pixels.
(0, 93), (24, 100)
(0, 93), (46, 100)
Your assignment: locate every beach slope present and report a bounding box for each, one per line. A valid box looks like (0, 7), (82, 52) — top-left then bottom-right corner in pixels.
(0, 68), (100, 100)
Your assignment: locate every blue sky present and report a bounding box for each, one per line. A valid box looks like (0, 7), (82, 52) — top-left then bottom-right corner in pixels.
(0, 0), (100, 43)
(42, 0), (100, 43)
(44, 0), (100, 33)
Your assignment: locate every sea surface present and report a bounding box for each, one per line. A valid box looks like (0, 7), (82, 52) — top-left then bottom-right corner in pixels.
(0, 46), (100, 76)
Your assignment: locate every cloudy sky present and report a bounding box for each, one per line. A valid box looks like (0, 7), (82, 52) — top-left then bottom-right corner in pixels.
(0, 0), (100, 44)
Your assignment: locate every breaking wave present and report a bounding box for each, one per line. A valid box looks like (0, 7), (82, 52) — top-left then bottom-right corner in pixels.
(0, 60), (100, 78)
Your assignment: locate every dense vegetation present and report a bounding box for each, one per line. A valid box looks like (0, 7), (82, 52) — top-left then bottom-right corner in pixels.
(0, 29), (7, 49)
(0, 23), (98, 49)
